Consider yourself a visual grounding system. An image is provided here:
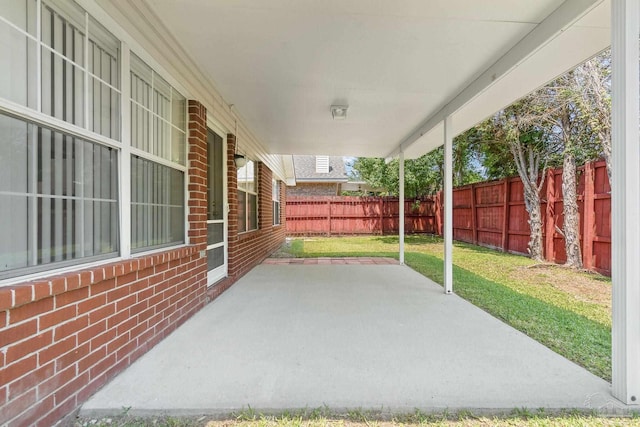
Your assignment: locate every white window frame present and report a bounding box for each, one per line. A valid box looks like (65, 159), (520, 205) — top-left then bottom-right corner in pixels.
(237, 160), (258, 233)
(272, 179), (281, 226)
(0, 0), (191, 284)
(0, 0), (124, 281)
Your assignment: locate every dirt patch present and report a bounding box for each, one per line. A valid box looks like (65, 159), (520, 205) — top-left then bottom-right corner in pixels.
(516, 263), (611, 310)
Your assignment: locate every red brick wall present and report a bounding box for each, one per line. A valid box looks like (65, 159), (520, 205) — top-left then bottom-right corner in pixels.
(0, 100), (209, 426)
(207, 138), (286, 300)
(287, 182), (342, 196)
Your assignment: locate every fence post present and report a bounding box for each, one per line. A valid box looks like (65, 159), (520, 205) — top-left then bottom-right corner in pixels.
(501, 178), (510, 252)
(379, 197), (384, 235)
(435, 191), (443, 236)
(544, 169), (556, 262)
(470, 183), (478, 245)
(327, 199), (331, 237)
(583, 161), (595, 270)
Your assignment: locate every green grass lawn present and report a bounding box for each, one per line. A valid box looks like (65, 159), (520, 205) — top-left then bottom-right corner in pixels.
(286, 235), (612, 381)
(78, 410), (640, 427)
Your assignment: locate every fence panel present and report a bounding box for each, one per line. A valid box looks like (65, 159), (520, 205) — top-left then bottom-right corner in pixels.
(285, 160), (611, 275)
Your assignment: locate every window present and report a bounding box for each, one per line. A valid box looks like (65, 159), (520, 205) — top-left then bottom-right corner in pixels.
(237, 160), (257, 232)
(131, 156), (184, 251)
(130, 53), (186, 165)
(272, 179), (281, 226)
(0, 0), (121, 137)
(129, 54), (186, 251)
(0, 1), (121, 279)
(0, 114), (119, 279)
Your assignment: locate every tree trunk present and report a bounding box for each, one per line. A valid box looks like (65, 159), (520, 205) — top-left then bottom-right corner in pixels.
(600, 129), (612, 185)
(510, 142), (546, 262)
(523, 184), (544, 261)
(561, 152), (583, 268)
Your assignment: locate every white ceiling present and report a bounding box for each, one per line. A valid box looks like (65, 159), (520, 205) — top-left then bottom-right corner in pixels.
(144, 0), (609, 159)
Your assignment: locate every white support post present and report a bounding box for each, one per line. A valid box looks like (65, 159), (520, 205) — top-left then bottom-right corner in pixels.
(611, 0), (640, 405)
(399, 150), (405, 265)
(444, 116), (453, 294)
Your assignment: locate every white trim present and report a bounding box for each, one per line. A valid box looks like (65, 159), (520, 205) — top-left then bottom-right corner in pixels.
(611, 0), (640, 405)
(0, 98), (122, 150)
(35, 0), (42, 112)
(386, 0), (603, 160)
(443, 116), (453, 295)
(120, 42), (132, 259)
(205, 125), (229, 285)
(130, 147), (187, 172)
(399, 150), (405, 265)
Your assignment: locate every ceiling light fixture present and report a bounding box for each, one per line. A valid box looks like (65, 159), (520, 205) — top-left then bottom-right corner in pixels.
(331, 105), (348, 120)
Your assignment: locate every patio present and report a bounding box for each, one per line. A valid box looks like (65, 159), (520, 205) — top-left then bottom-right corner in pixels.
(80, 261), (622, 418)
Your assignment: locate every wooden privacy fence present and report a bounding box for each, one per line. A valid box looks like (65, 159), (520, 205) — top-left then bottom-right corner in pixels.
(286, 160), (611, 275)
(286, 196), (440, 236)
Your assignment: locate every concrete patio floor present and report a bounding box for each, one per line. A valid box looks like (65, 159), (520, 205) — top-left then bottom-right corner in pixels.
(80, 261), (625, 417)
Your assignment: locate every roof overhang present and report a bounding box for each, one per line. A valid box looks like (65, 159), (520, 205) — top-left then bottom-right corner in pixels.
(96, 0), (610, 160)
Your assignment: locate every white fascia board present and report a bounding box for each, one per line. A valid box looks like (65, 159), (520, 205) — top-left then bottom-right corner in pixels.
(387, 0), (604, 160)
(282, 155), (297, 186)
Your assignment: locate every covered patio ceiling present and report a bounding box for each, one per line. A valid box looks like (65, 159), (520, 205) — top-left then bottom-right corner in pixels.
(128, 0), (608, 159)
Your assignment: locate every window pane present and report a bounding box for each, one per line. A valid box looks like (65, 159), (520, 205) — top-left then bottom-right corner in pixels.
(207, 130), (224, 220)
(88, 19), (120, 140)
(131, 156), (184, 252)
(172, 89), (186, 131)
(0, 0), (36, 35)
(207, 246), (224, 271)
(130, 54), (185, 165)
(41, 45), (85, 127)
(273, 201), (280, 225)
(248, 193), (257, 230)
(0, 114), (119, 279)
(237, 162), (247, 190)
(41, 1), (86, 63)
(246, 161), (255, 193)
(207, 223), (224, 246)
(171, 127), (186, 165)
(237, 190), (246, 233)
(0, 19), (37, 108)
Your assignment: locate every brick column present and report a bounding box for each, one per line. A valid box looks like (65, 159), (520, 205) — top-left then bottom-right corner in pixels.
(258, 162), (273, 230)
(187, 100), (208, 250)
(226, 133), (239, 277)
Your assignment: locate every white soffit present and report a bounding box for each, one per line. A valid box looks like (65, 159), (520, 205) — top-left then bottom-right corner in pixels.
(402, 0), (610, 159)
(144, 0), (608, 159)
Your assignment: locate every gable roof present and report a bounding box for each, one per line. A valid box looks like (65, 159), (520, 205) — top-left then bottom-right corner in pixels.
(293, 156), (349, 183)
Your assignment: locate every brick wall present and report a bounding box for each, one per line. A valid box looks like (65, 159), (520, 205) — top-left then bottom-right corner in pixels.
(287, 182), (341, 196)
(0, 100), (209, 426)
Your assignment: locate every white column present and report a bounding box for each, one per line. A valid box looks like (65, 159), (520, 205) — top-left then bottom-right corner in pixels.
(611, 0), (640, 405)
(399, 150), (405, 265)
(444, 117), (453, 294)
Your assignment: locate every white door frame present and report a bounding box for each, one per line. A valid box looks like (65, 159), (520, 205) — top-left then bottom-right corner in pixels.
(206, 120), (228, 285)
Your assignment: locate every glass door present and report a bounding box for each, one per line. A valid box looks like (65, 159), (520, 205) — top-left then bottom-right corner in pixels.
(206, 128), (227, 284)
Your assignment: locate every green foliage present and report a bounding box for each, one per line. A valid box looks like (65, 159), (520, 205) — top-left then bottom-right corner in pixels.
(352, 131), (483, 197)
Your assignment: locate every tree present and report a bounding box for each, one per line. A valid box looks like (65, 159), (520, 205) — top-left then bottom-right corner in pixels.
(483, 98), (557, 262)
(351, 152), (443, 198)
(573, 51), (612, 183)
(352, 136), (483, 198)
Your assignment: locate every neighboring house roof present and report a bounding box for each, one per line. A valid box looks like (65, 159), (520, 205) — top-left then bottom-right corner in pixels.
(293, 155), (349, 183)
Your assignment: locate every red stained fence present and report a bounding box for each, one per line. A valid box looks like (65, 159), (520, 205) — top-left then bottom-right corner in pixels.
(286, 197), (440, 236)
(286, 160), (611, 275)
